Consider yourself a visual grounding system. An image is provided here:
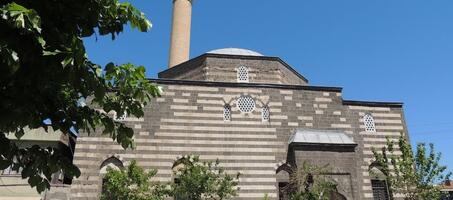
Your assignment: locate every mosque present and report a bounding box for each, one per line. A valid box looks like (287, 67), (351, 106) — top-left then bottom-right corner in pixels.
(0, 0), (409, 200)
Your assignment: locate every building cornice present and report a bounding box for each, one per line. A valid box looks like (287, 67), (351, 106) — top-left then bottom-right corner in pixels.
(149, 78), (340, 92)
(343, 100), (403, 108)
(149, 78), (404, 108)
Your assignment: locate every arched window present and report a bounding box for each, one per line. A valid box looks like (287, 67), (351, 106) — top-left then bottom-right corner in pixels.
(262, 106), (270, 122)
(371, 180), (390, 200)
(237, 66), (249, 82)
(223, 105), (231, 121)
(364, 114), (376, 132)
(369, 163), (390, 200)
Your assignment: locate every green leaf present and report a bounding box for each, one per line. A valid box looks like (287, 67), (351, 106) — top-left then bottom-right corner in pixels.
(94, 85), (106, 100)
(0, 159), (11, 170)
(28, 175), (41, 187)
(0, 0), (157, 193)
(14, 128), (25, 139)
(43, 49), (61, 56)
(61, 57), (74, 68)
(2, 2), (42, 33)
(10, 50), (19, 62)
(3, 2), (27, 11)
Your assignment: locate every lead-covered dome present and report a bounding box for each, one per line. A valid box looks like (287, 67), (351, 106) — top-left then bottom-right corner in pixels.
(207, 48), (264, 56)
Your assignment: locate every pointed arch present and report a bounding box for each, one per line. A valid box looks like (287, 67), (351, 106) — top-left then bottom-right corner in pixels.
(99, 156), (125, 197)
(369, 162), (387, 180)
(261, 105), (270, 122)
(100, 156), (124, 174)
(276, 163), (294, 200)
(223, 104), (231, 121)
(237, 65), (249, 82)
(369, 162), (390, 200)
(276, 163), (294, 174)
(363, 113), (376, 132)
(172, 156), (186, 169)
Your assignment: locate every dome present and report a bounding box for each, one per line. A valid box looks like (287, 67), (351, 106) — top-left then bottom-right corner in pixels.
(207, 48), (264, 56)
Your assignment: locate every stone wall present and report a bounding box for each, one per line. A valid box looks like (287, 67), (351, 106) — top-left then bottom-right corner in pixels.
(204, 56), (307, 85)
(69, 81), (407, 200)
(292, 148), (358, 200)
(158, 54), (308, 86)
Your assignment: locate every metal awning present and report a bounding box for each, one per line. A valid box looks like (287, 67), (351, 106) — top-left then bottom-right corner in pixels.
(289, 129), (356, 145)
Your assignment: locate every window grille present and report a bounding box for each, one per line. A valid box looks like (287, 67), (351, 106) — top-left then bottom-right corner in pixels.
(223, 105), (231, 121)
(371, 180), (390, 200)
(262, 106), (270, 121)
(364, 114), (376, 132)
(237, 66), (249, 82)
(237, 96), (255, 113)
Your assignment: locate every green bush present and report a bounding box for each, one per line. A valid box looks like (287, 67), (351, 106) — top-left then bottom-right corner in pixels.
(101, 155), (240, 200)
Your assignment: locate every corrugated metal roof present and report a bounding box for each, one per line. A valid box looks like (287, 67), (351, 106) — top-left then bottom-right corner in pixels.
(289, 129), (356, 145)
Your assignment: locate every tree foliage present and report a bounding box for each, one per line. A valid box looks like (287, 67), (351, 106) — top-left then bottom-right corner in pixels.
(0, 0), (159, 192)
(372, 134), (452, 200)
(101, 156), (240, 200)
(101, 160), (169, 200)
(171, 155), (240, 200)
(282, 162), (338, 200)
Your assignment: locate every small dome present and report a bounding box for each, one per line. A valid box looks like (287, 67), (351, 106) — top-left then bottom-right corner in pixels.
(207, 48), (264, 56)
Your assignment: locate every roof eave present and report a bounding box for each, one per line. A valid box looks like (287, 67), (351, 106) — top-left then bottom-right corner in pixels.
(158, 53), (309, 83)
(343, 100), (404, 108)
(289, 142), (358, 147)
(148, 78), (342, 92)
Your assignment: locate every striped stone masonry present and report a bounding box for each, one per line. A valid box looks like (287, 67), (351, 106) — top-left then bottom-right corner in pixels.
(69, 54), (409, 200)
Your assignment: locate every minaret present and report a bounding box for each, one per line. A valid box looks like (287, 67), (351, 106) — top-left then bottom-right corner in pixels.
(168, 0), (192, 68)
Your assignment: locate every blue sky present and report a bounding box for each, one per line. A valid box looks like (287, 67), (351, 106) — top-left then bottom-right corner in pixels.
(84, 1), (453, 172)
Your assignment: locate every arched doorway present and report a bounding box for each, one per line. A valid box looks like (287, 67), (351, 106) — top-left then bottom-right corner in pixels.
(99, 156), (124, 198)
(276, 163), (293, 200)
